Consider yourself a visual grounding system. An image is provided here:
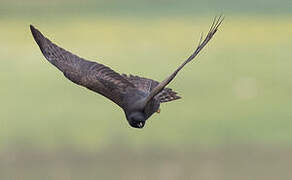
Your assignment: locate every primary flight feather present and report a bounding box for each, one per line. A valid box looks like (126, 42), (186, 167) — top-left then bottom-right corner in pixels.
(30, 16), (223, 129)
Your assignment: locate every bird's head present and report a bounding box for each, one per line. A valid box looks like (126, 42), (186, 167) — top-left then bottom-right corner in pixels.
(126, 111), (146, 129)
(124, 95), (160, 129)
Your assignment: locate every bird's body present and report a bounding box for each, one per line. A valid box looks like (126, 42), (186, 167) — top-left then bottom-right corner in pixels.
(30, 16), (223, 128)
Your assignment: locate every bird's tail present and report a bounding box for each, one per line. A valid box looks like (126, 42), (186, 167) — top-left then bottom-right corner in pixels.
(157, 88), (181, 103)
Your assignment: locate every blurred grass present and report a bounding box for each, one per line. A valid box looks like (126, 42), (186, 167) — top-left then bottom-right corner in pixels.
(1, 145), (292, 180)
(1, 0), (292, 18)
(1, 0), (292, 179)
(0, 15), (292, 150)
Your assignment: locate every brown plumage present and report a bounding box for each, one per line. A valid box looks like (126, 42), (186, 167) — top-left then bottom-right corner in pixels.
(122, 74), (181, 103)
(30, 16), (223, 129)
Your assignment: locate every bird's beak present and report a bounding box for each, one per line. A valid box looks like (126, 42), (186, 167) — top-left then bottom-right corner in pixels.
(138, 122), (143, 128)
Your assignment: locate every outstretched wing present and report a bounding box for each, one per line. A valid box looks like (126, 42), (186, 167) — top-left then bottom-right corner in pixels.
(122, 74), (181, 103)
(141, 16), (224, 107)
(30, 25), (135, 108)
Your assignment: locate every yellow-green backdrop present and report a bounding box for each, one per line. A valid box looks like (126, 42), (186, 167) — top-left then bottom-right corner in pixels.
(1, 0), (292, 179)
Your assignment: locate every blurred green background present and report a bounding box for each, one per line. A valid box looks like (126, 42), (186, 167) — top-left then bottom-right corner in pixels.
(1, 0), (292, 179)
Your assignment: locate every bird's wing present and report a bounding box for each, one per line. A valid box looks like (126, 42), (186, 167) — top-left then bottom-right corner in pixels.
(30, 25), (135, 108)
(123, 74), (181, 103)
(141, 16), (224, 107)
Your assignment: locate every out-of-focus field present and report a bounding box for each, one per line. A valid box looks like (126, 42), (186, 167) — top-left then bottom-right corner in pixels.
(1, 145), (292, 180)
(1, 16), (292, 147)
(1, 13), (292, 179)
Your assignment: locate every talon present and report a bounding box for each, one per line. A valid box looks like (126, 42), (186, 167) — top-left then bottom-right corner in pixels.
(157, 109), (161, 113)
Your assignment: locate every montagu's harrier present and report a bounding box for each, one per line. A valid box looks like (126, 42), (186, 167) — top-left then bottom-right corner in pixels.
(30, 16), (223, 129)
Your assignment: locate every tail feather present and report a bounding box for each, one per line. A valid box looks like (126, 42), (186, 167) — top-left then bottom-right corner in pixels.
(157, 88), (181, 103)
(123, 74), (181, 103)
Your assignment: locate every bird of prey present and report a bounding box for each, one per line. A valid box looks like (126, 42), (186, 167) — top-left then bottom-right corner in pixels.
(30, 16), (223, 129)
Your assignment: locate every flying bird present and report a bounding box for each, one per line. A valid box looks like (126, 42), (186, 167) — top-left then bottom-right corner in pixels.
(30, 16), (223, 129)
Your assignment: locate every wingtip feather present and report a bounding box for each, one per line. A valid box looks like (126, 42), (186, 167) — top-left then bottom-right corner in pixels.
(30, 25), (47, 49)
(29, 24), (34, 31)
(30, 24), (38, 39)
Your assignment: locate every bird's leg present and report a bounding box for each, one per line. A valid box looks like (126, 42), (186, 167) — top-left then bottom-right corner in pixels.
(156, 108), (161, 113)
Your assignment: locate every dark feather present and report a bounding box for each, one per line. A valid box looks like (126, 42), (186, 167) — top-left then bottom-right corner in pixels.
(142, 15), (224, 107)
(122, 74), (181, 103)
(30, 25), (135, 107)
